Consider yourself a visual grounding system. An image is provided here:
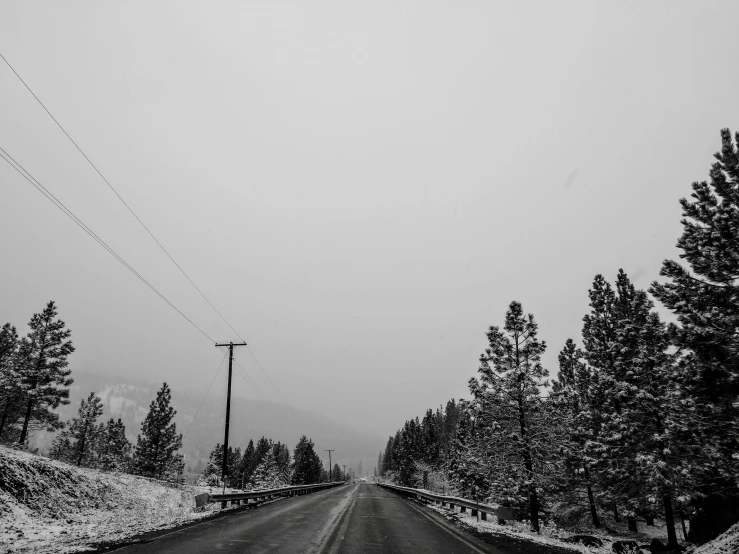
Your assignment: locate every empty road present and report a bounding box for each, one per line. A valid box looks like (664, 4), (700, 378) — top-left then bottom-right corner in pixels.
(112, 483), (555, 553)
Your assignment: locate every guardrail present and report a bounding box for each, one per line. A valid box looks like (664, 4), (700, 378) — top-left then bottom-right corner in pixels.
(195, 481), (346, 509)
(377, 482), (515, 523)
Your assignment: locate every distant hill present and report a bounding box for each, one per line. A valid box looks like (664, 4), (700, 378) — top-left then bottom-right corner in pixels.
(29, 371), (384, 475)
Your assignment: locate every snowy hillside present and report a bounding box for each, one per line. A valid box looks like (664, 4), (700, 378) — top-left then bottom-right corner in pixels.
(0, 446), (217, 553)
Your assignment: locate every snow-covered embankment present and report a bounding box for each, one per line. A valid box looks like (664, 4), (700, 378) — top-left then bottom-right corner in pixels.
(0, 446), (214, 553)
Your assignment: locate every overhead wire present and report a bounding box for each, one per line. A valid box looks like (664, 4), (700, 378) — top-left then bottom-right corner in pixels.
(182, 351), (227, 442)
(0, 51), (293, 413)
(0, 147), (270, 402)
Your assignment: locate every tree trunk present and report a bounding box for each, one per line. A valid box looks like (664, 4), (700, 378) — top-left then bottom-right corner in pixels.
(76, 427), (87, 467)
(0, 403), (9, 438)
(583, 465), (600, 528)
(18, 397), (34, 445)
(628, 515), (638, 532)
(613, 504), (620, 522)
(663, 492), (678, 546)
(645, 514), (655, 526)
(518, 395), (539, 533)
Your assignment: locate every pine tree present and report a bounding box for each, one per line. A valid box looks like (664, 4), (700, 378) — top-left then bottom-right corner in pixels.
(291, 436), (322, 485)
(49, 430), (71, 460)
(584, 270), (687, 545)
(272, 442), (290, 474)
(67, 392), (104, 466)
(332, 463), (342, 482)
(133, 382), (182, 478)
(95, 418), (131, 471)
(650, 128), (739, 542)
(250, 450), (281, 489)
(202, 442), (224, 486)
(467, 300), (552, 532)
(239, 439), (257, 487)
(0, 323), (22, 441)
(17, 302), (74, 444)
(551, 338), (601, 528)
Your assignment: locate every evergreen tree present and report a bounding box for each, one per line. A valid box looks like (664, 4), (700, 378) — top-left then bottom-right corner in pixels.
(202, 442), (224, 485)
(0, 323), (22, 441)
(67, 392), (104, 466)
(272, 442), (290, 474)
(650, 127), (739, 542)
(467, 301), (551, 532)
(227, 446), (242, 487)
(551, 339), (601, 528)
(17, 302), (74, 444)
(133, 382), (182, 478)
(332, 463), (342, 482)
(250, 450), (281, 489)
(239, 439), (257, 487)
(291, 436), (322, 485)
(583, 271), (688, 545)
(49, 430), (71, 460)
(95, 418), (131, 471)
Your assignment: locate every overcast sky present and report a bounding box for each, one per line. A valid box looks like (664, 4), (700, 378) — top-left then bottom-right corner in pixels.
(1, 1), (738, 438)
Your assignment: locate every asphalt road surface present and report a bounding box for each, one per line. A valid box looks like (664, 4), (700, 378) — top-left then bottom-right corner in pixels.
(113, 483), (538, 554)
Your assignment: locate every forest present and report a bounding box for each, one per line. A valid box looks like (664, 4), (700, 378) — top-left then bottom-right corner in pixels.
(377, 128), (739, 548)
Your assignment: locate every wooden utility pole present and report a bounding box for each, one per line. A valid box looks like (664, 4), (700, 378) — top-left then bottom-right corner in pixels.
(343, 465), (347, 482)
(215, 341), (247, 490)
(325, 449), (334, 482)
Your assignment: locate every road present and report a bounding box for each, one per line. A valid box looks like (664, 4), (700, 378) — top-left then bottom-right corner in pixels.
(113, 483), (542, 553)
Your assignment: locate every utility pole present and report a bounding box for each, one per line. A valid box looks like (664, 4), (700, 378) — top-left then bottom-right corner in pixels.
(343, 464), (347, 482)
(325, 449), (334, 482)
(215, 341), (247, 493)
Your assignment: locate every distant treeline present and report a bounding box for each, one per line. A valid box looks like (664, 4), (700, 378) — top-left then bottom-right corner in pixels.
(200, 435), (346, 490)
(378, 128), (739, 547)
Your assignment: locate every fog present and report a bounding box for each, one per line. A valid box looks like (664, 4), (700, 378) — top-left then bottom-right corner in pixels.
(1, 0), (738, 439)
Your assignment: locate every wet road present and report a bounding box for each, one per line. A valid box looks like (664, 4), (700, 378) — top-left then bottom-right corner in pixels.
(116, 482), (507, 553)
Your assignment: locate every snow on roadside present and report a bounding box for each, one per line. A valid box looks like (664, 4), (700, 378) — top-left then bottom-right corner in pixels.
(426, 502), (611, 553)
(688, 522), (739, 554)
(0, 446), (233, 553)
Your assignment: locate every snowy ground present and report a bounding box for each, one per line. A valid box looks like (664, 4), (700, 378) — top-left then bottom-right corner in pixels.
(688, 522), (739, 554)
(0, 446), (242, 553)
(426, 499), (689, 554)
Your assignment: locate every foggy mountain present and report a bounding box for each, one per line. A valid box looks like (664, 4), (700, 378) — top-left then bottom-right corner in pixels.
(31, 371), (385, 474)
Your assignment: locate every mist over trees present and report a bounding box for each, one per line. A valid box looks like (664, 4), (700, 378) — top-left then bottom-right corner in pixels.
(378, 129), (739, 547)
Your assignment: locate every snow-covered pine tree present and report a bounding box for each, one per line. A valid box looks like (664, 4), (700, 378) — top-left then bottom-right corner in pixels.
(17, 302), (74, 445)
(581, 274), (641, 529)
(227, 446), (241, 487)
(551, 338), (601, 528)
(0, 323), (22, 441)
(133, 382), (182, 478)
(467, 301), (554, 532)
(250, 450), (281, 490)
(239, 439), (256, 488)
(201, 442), (224, 486)
(381, 436), (393, 478)
(584, 270), (688, 545)
(650, 128), (739, 543)
(291, 435), (322, 485)
(67, 392), (104, 466)
(49, 430), (71, 460)
(95, 418), (131, 471)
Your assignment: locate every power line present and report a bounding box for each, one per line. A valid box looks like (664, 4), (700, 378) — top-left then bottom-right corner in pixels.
(0, 147), (216, 344)
(183, 352), (227, 442)
(0, 51), (292, 412)
(1, 147), (273, 404)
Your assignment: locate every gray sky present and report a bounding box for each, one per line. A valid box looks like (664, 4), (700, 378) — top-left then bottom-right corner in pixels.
(1, 1), (738, 438)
